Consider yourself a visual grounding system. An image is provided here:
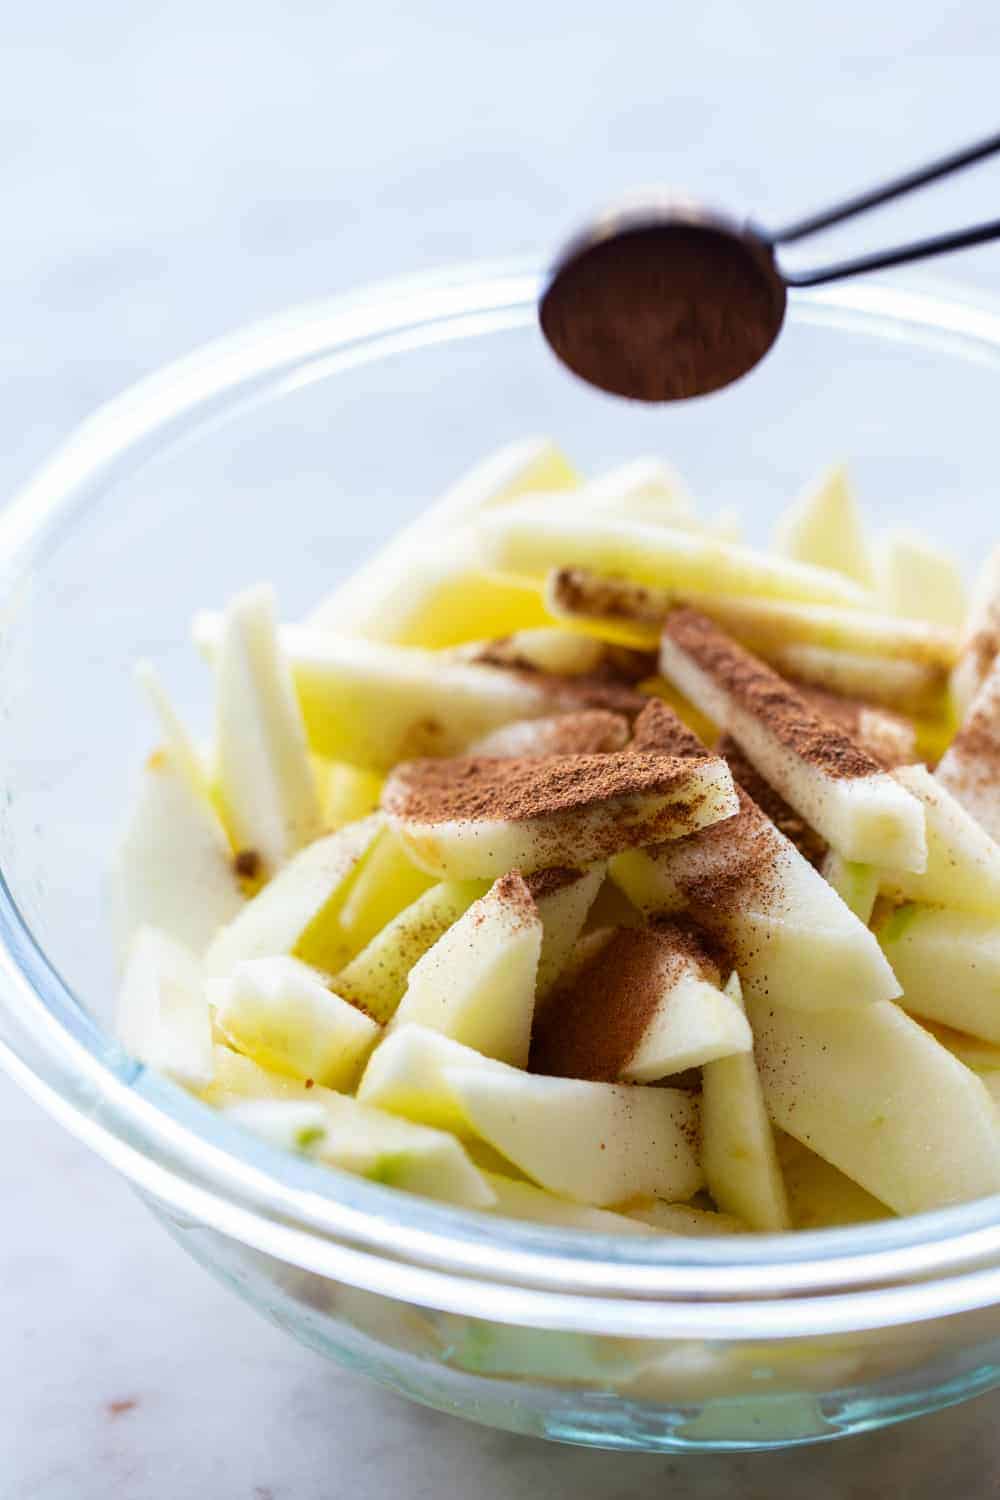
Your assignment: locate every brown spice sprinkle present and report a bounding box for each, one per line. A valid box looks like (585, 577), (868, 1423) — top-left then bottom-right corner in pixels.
(382, 749), (720, 826)
(550, 566), (671, 630)
(524, 865), (588, 900)
(233, 848), (262, 880)
(663, 608), (882, 780)
(718, 735), (828, 868)
(631, 697), (707, 759)
(531, 920), (720, 1081)
(476, 709), (630, 757)
(491, 869), (538, 927)
(788, 682), (916, 769)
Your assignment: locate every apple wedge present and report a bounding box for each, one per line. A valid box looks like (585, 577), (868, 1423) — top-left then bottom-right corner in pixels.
(922, 1023), (1000, 1074)
(474, 500), (871, 608)
(117, 927), (214, 1088)
(775, 1133), (891, 1229)
(223, 1099), (330, 1155)
(321, 761), (383, 830)
(952, 544), (1000, 715)
(820, 851), (879, 923)
(204, 815), (382, 979)
(440, 1066), (703, 1207)
(749, 996), (1000, 1216)
(525, 864), (605, 999)
(773, 464), (876, 590)
(356, 1024), (501, 1135)
(335, 827), (436, 954)
(878, 528), (967, 629)
(879, 764), (1000, 914)
(212, 586), (323, 875)
(211, 954), (380, 1088)
(935, 653), (1000, 843)
(766, 642), (949, 716)
(453, 627), (612, 677)
(307, 437), (577, 638)
(623, 1200), (746, 1235)
(484, 1173), (654, 1234)
(382, 747), (739, 880)
(877, 905), (1000, 1042)
(135, 661), (213, 804)
(700, 973), (790, 1232)
(390, 872), (542, 1066)
(530, 922), (751, 1082)
(334, 880), (488, 1023)
(467, 710), (630, 758)
(114, 748), (245, 958)
(659, 608), (927, 872)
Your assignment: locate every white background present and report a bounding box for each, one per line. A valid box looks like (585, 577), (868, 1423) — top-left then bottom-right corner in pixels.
(4, 4), (1000, 1494)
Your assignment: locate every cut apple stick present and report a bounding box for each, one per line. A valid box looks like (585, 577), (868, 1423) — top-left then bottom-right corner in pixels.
(335, 827), (436, 954)
(114, 748), (245, 959)
(383, 747), (738, 880)
(768, 642), (949, 717)
(821, 851), (879, 923)
(877, 905), (1000, 1042)
(485, 1173), (655, 1234)
(204, 815), (382, 979)
(474, 501), (871, 609)
(212, 586), (323, 874)
(530, 923), (751, 1081)
(878, 528), (967, 629)
(117, 927), (215, 1088)
(307, 436), (577, 638)
(526, 864), (605, 999)
(467, 710), (630, 758)
(453, 627), (612, 677)
(935, 653), (1000, 843)
(335, 880), (487, 1023)
(880, 764), (1000, 915)
(440, 1066), (703, 1207)
(700, 973), (790, 1232)
(749, 996), (1000, 1216)
(773, 464), (876, 590)
(775, 1133), (891, 1229)
(390, 873), (542, 1066)
(952, 544), (1000, 716)
(211, 954), (380, 1088)
(622, 1200), (747, 1235)
(659, 608), (927, 872)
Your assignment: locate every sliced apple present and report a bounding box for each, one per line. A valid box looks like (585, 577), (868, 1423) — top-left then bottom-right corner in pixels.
(767, 641), (949, 716)
(530, 923), (751, 1082)
(701, 973), (790, 1231)
(878, 528), (967, 629)
(622, 1200), (746, 1235)
(880, 764), (1000, 914)
(212, 586), (322, 874)
(453, 627), (610, 677)
(117, 927), (214, 1088)
(952, 544), (1000, 715)
(467, 710), (630, 758)
(356, 1024), (499, 1135)
(114, 748), (244, 958)
(581, 456), (695, 519)
(211, 954), (380, 1088)
(335, 827), (436, 954)
(773, 464), (875, 590)
(334, 880), (487, 1023)
(659, 608), (927, 872)
(390, 873), (541, 1065)
(749, 995), (1000, 1215)
(135, 661), (212, 803)
(935, 653), (1000, 843)
(877, 904), (1000, 1042)
(526, 864), (605, 999)
(484, 1173), (654, 1234)
(820, 851), (879, 923)
(775, 1133), (891, 1229)
(204, 815), (381, 979)
(474, 501), (870, 608)
(383, 747), (739, 880)
(321, 762), (383, 830)
(223, 1099), (330, 1154)
(307, 436), (577, 638)
(440, 1066), (703, 1206)
(922, 1022), (1000, 1074)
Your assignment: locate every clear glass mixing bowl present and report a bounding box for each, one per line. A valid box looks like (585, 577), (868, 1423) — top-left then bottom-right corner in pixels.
(4, 260), (1000, 1454)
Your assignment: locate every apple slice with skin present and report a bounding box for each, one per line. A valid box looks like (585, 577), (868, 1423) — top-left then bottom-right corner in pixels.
(952, 544), (1000, 715)
(773, 464), (876, 590)
(440, 1066), (703, 1207)
(334, 880), (488, 1023)
(610, 703), (901, 1012)
(877, 905), (1000, 1042)
(530, 922), (751, 1082)
(474, 500), (871, 608)
(484, 1173), (655, 1234)
(212, 586), (323, 875)
(623, 1200), (747, 1234)
(776, 1133), (891, 1229)
(749, 995), (1000, 1216)
(382, 747), (739, 880)
(211, 954), (380, 1088)
(878, 528), (967, 629)
(117, 927), (214, 1088)
(390, 872), (542, 1066)
(880, 764), (1000, 914)
(659, 608), (927, 872)
(307, 437), (577, 640)
(204, 815), (381, 979)
(526, 864), (605, 999)
(335, 827), (436, 955)
(114, 748), (245, 959)
(700, 973), (790, 1232)
(935, 653), (1000, 843)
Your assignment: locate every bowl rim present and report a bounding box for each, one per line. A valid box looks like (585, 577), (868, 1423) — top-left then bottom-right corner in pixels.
(5, 257), (1000, 1339)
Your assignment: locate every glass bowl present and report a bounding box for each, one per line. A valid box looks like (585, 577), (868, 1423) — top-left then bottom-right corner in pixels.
(4, 260), (1000, 1454)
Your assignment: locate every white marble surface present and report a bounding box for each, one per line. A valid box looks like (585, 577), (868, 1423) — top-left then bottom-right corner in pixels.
(5, 3), (1000, 1494)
